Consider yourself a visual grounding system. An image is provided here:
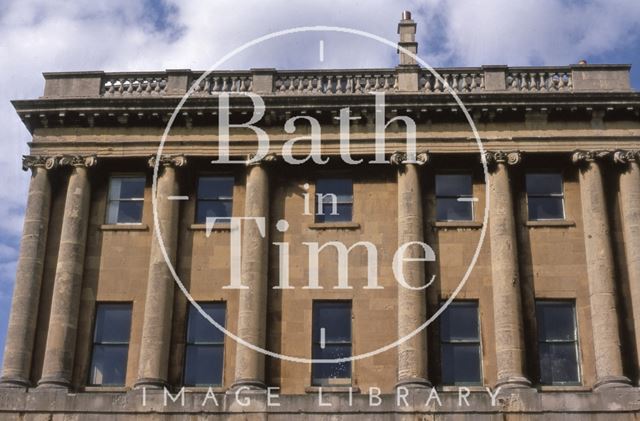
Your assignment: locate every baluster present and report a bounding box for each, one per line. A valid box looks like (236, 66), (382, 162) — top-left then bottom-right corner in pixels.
(469, 74), (477, 91)
(461, 74), (469, 92)
(383, 75), (391, 91)
(363, 76), (371, 92)
(434, 76), (443, 92)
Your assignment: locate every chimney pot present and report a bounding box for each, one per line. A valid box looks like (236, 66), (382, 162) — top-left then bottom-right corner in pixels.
(402, 11), (412, 20)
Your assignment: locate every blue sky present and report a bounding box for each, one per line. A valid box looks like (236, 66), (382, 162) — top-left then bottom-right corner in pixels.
(0, 0), (639, 367)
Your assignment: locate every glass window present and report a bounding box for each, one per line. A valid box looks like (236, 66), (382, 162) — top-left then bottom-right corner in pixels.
(312, 301), (352, 386)
(435, 174), (473, 221)
(183, 302), (226, 386)
(526, 173), (565, 220)
(88, 303), (132, 386)
(315, 178), (353, 223)
(196, 176), (234, 224)
(106, 176), (145, 224)
(440, 301), (482, 385)
(536, 301), (580, 385)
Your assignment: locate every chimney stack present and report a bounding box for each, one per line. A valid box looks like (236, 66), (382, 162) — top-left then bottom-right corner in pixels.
(396, 11), (419, 91)
(397, 11), (418, 66)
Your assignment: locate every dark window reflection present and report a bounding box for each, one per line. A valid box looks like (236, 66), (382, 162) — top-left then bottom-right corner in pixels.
(89, 303), (132, 386)
(184, 302), (226, 386)
(526, 173), (565, 220)
(536, 301), (580, 385)
(196, 177), (234, 224)
(315, 179), (353, 222)
(435, 174), (473, 221)
(440, 301), (482, 385)
(312, 301), (352, 385)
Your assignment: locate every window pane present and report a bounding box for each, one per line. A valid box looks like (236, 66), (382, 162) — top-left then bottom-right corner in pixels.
(436, 198), (473, 221)
(526, 173), (563, 195)
(89, 344), (128, 386)
(94, 304), (132, 343)
(187, 303), (226, 344)
(528, 197), (564, 220)
(117, 177), (145, 199)
(436, 174), (472, 196)
(184, 345), (224, 386)
(442, 344), (482, 385)
(312, 345), (351, 385)
(197, 177), (234, 200)
(196, 200), (233, 223)
(316, 179), (352, 198)
(115, 201), (144, 224)
(539, 343), (580, 384)
(441, 302), (479, 342)
(536, 302), (576, 341)
(313, 302), (351, 342)
(317, 203), (352, 222)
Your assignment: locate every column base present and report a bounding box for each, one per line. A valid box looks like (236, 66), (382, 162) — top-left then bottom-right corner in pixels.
(395, 377), (432, 389)
(134, 377), (168, 390)
(594, 375), (632, 391)
(0, 376), (30, 388)
(228, 379), (267, 392)
(37, 376), (71, 389)
(495, 376), (532, 389)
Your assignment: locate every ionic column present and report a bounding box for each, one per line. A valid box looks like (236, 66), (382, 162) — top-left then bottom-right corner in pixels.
(573, 150), (631, 389)
(135, 155), (185, 389)
(614, 150), (640, 385)
(486, 151), (530, 388)
(38, 155), (96, 388)
(0, 157), (55, 387)
(391, 152), (431, 388)
(231, 155), (273, 390)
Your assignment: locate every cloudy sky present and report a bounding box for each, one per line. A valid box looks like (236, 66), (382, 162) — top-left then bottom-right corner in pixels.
(0, 0), (639, 366)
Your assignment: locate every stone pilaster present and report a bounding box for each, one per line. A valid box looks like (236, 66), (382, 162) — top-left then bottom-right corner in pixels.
(0, 157), (56, 387)
(38, 155), (96, 389)
(231, 155), (274, 390)
(613, 150), (640, 385)
(572, 150), (631, 390)
(391, 151), (431, 388)
(135, 155), (186, 389)
(485, 151), (531, 388)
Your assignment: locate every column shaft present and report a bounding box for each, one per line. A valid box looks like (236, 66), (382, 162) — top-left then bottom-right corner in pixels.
(396, 162), (430, 387)
(618, 158), (640, 384)
(233, 163), (269, 389)
(135, 162), (181, 388)
(38, 164), (92, 388)
(488, 155), (530, 388)
(1, 164), (51, 387)
(575, 153), (631, 389)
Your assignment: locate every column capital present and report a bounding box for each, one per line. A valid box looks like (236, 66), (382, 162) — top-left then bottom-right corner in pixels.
(484, 151), (521, 171)
(58, 155), (97, 168)
(613, 149), (640, 165)
(21, 155), (58, 171)
(390, 151), (429, 166)
(571, 150), (610, 166)
(147, 154), (187, 168)
(246, 153), (278, 167)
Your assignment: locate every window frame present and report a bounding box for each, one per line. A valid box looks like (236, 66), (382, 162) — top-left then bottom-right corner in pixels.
(311, 300), (353, 386)
(435, 173), (475, 222)
(525, 172), (566, 221)
(87, 302), (133, 387)
(195, 175), (235, 224)
(314, 177), (354, 223)
(439, 300), (483, 386)
(535, 299), (582, 386)
(182, 301), (227, 387)
(105, 175), (146, 225)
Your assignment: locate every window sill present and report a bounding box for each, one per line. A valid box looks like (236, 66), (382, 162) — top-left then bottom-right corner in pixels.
(305, 385), (360, 393)
(189, 223), (231, 231)
(538, 385), (589, 392)
(525, 220), (576, 228)
(83, 386), (129, 393)
(100, 224), (148, 231)
(439, 385), (486, 392)
(309, 222), (361, 230)
(433, 221), (482, 229)
(182, 386), (226, 393)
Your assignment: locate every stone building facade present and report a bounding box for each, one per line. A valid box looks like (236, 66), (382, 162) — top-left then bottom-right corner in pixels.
(1, 13), (640, 420)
